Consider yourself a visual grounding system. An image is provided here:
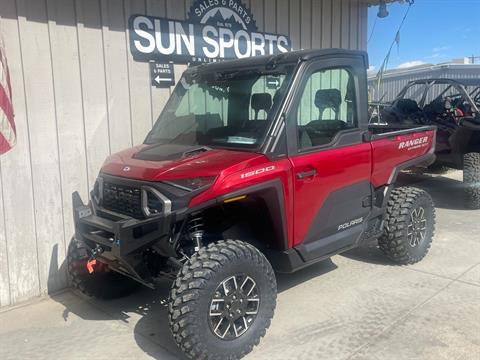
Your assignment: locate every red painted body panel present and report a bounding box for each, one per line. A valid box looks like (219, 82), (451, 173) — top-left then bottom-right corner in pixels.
(101, 146), (266, 181)
(98, 129), (435, 251)
(289, 143), (372, 247)
(190, 158), (295, 247)
(370, 129), (435, 187)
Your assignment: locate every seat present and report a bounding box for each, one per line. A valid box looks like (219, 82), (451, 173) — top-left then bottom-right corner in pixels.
(251, 93), (273, 121)
(315, 89), (342, 120)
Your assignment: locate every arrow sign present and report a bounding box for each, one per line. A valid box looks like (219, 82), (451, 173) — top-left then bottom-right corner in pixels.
(150, 62), (175, 88)
(155, 75), (173, 83)
(266, 76), (280, 89)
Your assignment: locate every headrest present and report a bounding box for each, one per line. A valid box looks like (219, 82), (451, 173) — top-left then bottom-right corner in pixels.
(251, 93), (272, 112)
(315, 89), (342, 110)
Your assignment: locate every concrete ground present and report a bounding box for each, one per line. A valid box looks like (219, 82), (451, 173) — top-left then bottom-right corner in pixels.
(1, 170), (479, 360)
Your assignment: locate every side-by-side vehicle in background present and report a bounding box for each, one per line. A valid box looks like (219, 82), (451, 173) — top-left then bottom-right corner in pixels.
(70, 49), (437, 359)
(370, 78), (480, 208)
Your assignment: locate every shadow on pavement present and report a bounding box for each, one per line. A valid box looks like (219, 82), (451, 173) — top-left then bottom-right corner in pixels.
(397, 171), (467, 211)
(50, 258), (337, 360)
(341, 244), (394, 266)
(276, 258), (337, 293)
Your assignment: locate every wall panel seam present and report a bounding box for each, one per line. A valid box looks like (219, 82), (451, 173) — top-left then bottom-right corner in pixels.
(99, 0), (112, 155)
(340, 0), (343, 47)
(146, 1), (155, 127)
(357, 0), (361, 49)
(330, 0), (333, 47)
(0, 161), (11, 304)
(123, 0), (135, 142)
(287, 0), (290, 38)
(299, 0), (302, 49)
(14, 0), (42, 297)
(73, 0), (91, 194)
(44, 0), (68, 257)
(310, 0), (319, 49)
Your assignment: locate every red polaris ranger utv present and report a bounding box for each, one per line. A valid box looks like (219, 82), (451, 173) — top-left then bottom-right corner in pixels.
(70, 49), (437, 359)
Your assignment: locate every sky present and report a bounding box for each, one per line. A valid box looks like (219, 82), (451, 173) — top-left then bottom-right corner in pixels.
(367, 0), (480, 72)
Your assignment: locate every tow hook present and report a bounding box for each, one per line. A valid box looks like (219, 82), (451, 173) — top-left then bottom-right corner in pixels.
(86, 245), (104, 274)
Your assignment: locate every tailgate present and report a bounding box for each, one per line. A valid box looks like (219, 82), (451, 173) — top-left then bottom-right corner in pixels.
(370, 126), (436, 187)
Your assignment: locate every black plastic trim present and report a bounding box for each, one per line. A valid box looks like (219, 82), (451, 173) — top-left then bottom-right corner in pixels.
(369, 125), (436, 140)
(387, 152), (436, 185)
(295, 180), (372, 262)
(215, 178), (289, 251)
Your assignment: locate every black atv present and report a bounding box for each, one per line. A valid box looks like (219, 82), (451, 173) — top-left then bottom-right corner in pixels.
(370, 79), (480, 209)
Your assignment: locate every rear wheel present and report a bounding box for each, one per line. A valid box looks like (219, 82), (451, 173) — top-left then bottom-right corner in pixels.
(379, 187), (435, 265)
(67, 238), (139, 299)
(169, 240), (276, 360)
(463, 152), (480, 209)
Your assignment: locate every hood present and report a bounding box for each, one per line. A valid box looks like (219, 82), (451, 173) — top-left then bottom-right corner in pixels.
(100, 143), (267, 182)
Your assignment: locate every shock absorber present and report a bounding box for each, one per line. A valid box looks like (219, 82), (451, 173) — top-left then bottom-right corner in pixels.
(187, 214), (204, 252)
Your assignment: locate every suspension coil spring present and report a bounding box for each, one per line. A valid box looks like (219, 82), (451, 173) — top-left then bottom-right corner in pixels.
(187, 215), (204, 251)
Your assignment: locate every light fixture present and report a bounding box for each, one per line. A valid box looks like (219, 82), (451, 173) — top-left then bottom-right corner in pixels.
(162, 176), (217, 192)
(377, 0), (389, 18)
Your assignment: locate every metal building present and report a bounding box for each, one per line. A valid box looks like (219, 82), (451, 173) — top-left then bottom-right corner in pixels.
(0, 0), (384, 307)
(368, 63), (480, 102)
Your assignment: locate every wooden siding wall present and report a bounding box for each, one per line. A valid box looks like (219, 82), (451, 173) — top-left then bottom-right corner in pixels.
(0, 0), (368, 307)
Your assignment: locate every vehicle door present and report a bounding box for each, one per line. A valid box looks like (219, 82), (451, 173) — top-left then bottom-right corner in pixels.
(286, 56), (373, 261)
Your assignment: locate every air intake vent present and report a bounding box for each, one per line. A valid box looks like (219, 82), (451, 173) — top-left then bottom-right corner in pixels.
(102, 182), (143, 218)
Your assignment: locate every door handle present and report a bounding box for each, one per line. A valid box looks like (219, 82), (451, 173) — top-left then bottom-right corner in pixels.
(296, 169), (317, 179)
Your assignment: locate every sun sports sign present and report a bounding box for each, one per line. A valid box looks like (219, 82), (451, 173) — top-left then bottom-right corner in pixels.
(129, 0), (292, 64)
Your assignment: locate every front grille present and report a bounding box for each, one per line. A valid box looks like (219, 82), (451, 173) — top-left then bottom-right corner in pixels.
(102, 182), (143, 218)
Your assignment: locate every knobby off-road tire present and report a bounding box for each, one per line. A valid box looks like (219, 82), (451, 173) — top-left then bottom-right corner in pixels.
(379, 187), (435, 265)
(67, 238), (139, 299)
(463, 152), (480, 209)
(169, 240), (277, 360)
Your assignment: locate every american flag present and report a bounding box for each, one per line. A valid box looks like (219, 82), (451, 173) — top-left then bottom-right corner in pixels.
(0, 36), (15, 155)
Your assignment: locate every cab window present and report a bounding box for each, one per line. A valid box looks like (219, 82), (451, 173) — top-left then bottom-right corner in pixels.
(295, 68), (358, 150)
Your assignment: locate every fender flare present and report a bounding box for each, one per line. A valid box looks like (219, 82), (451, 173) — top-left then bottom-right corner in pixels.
(188, 179), (289, 251)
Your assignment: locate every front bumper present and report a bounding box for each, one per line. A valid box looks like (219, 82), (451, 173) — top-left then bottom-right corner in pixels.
(72, 191), (175, 283)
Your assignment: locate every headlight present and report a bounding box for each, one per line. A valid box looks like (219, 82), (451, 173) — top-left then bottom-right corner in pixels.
(163, 177), (216, 191)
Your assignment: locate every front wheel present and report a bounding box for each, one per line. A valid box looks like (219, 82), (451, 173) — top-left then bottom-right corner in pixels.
(168, 240), (277, 360)
(379, 187), (435, 265)
(463, 152), (480, 209)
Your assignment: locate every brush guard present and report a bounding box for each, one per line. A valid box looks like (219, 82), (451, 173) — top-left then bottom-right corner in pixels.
(72, 191), (175, 286)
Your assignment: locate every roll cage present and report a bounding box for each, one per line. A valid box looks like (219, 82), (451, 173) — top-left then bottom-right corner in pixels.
(396, 79), (479, 113)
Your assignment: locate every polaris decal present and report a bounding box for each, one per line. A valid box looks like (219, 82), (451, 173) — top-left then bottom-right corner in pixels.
(338, 217), (364, 231)
(240, 166), (275, 179)
(398, 136), (429, 150)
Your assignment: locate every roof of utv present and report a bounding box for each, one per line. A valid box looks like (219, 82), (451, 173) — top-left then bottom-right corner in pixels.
(187, 49), (369, 74)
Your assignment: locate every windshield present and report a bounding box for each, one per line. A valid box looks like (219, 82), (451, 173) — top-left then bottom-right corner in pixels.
(145, 66), (294, 150)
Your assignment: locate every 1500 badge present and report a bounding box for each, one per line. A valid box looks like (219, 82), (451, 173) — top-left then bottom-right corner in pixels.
(240, 166), (275, 179)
